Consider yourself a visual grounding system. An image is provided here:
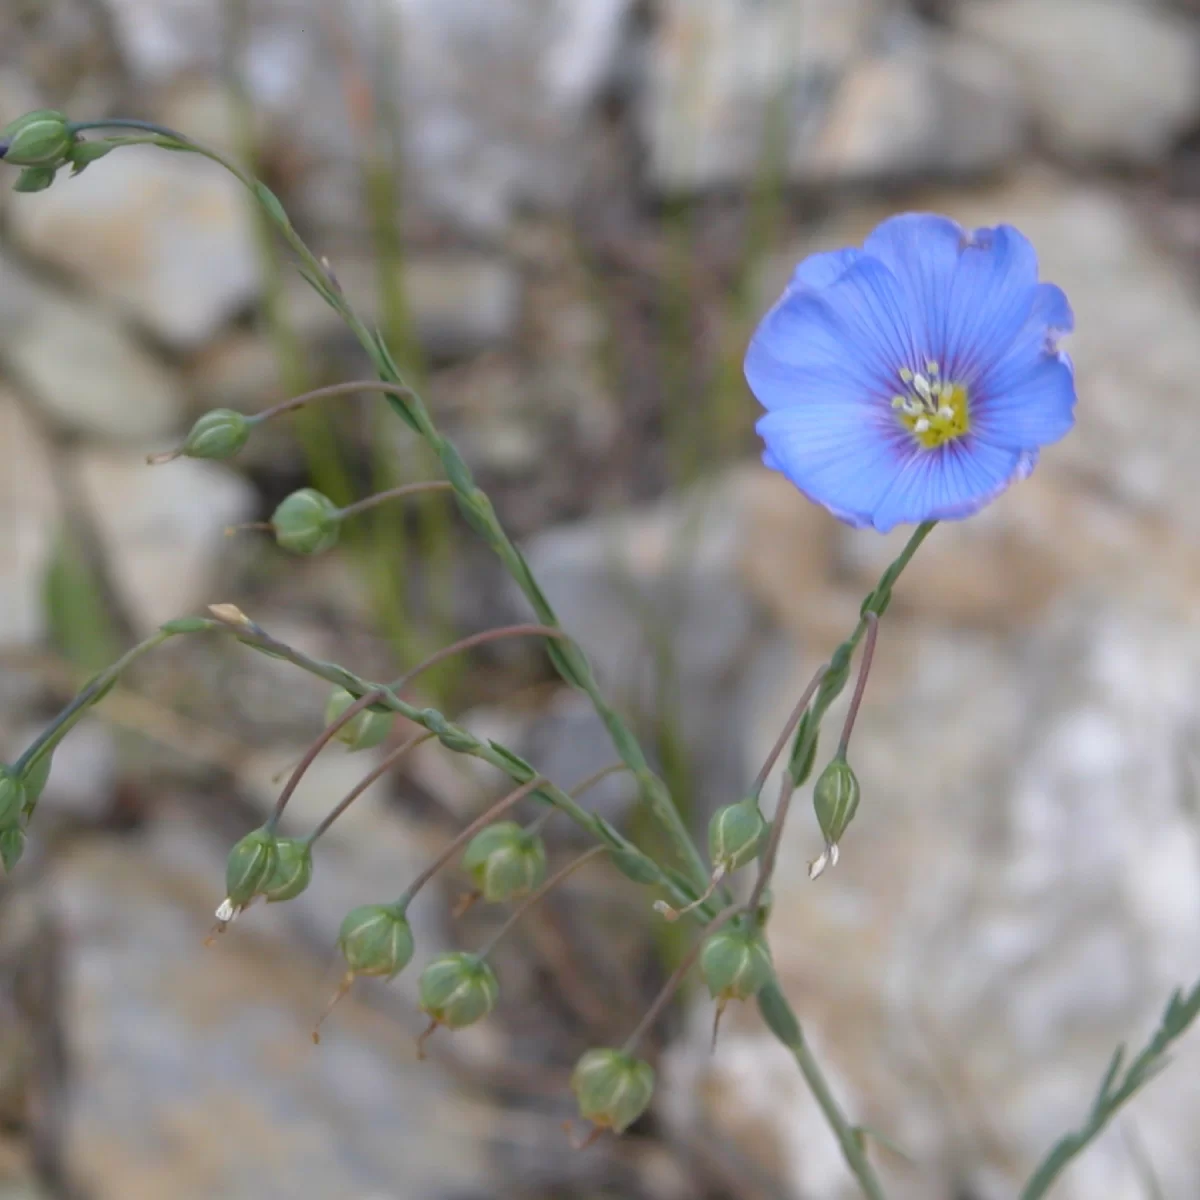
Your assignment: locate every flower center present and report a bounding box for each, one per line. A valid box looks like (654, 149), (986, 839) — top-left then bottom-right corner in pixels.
(891, 361), (969, 449)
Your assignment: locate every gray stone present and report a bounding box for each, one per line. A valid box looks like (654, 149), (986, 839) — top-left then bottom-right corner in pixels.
(638, 3), (1023, 194)
(0, 256), (184, 443)
(73, 451), (255, 635)
(959, 0), (1200, 165)
(7, 146), (260, 350)
(0, 390), (59, 649)
(52, 801), (489, 1200)
(100, 0), (634, 233)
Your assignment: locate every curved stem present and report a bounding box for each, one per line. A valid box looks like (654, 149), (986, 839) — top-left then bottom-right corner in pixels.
(477, 845), (607, 958)
(749, 664), (826, 801)
(336, 481), (452, 521)
(307, 730), (435, 844)
(567, 762), (630, 799)
(395, 776), (546, 908)
(837, 612), (878, 758)
(747, 666), (827, 912)
(254, 379), (419, 423)
(390, 624), (566, 693)
(621, 904), (742, 1055)
(267, 687), (388, 832)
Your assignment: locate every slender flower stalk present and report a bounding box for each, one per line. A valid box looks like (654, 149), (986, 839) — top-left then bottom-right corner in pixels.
(476, 844), (607, 959)
(390, 624), (567, 693)
(837, 613), (878, 758)
(308, 730), (436, 844)
(335, 481), (452, 521)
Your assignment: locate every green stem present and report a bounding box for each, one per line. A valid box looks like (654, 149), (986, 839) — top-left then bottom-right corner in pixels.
(785, 1020), (888, 1200)
(336, 481), (452, 521)
(203, 608), (701, 915)
(74, 121), (707, 893)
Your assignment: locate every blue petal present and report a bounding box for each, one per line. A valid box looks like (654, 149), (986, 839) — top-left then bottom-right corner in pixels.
(756, 404), (909, 528)
(970, 283), (1077, 450)
(864, 214), (1041, 381)
(868, 438), (1031, 532)
(788, 248), (863, 293)
(745, 257), (919, 412)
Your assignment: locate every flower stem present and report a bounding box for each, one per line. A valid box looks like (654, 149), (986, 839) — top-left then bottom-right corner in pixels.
(477, 844), (607, 959)
(620, 904), (742, 1055)
(390, 624), (566, 693)
(253, 379), (419, 423)
(335, 481), (452, 522)
(748, 664), (826, 801)
(395, 776), (546, 909)
(837, 612), (878, 758)
(307, 730), (436, 845)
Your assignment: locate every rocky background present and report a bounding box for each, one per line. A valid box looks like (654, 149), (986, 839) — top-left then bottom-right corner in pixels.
(3, 0), (1200, 1198)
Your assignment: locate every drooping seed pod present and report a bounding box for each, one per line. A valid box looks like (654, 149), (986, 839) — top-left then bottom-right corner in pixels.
(461, 821), (547, 903)
(570, 1048), (655, 1134)
(223, 827), (278, 910)
(263, 837), (314, 903)
(708, 798), (766, 873)
(337, 904), (414, 979)
(0, 110), (74, 168)
(699, 925), (774, 1004)
(271, 489), (341, 555)
(180, 409), (252, 461)
(418, 952), (498, 1030)
(810, 756), (861, 879)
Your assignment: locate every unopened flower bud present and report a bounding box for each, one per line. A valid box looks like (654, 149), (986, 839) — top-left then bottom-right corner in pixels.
(0, 766), (25, 828)
(418, 952), (498, 1029)
(324, 687), (394, 751)
(263, 837), (313, 903)
(271, 488), (341, 555)
(224, 827), (278, 909)
(570, 1048), (655, 1134)
(700, 926), (773, 1003)
(337, 904), (413, 979)
(182, 409), (252, 460)
(0, 827), (25, 874)
(461, 821), (546, 903)
(708, 798), (765, 873)
(810, 757), (860, 879)
(13, 166), (56, 193)
(0, 110), (73, 168)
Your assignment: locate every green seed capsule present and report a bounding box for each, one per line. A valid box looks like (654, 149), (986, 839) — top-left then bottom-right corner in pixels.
(182, 409), (252, 460)
(337, 904), (414, 979)
(813, 758), (860, 849)
(699, 926), (774, 1003)
(461, 821), (547, 903)
(708, 798), (766, 872)
(324, 687), (394, 751)
(271, 489), (341, 555)
(263, 837), (313, 903)
(224, 827), (278, 908)
(570, 1048), (655, 1134)
(0, 109), (73, 167)
(418, 952), (499, 1029)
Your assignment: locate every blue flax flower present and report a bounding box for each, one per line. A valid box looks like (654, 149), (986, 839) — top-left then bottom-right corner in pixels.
(745, 214), (1076, 532)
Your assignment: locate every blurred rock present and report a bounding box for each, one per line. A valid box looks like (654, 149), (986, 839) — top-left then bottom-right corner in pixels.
(52, 803), (489, 1200)
(101, 0), (633, 233)
(287, 253), (522, 362)
(959, 0), (1200, 166)
(3, 720), (119, 825)
(638, 3), (1023, 193)
(0, 391), (59, 648)
(7, 147), (260, 350)
(73, 452), (255, 634)
(0, 257), (183, 443)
